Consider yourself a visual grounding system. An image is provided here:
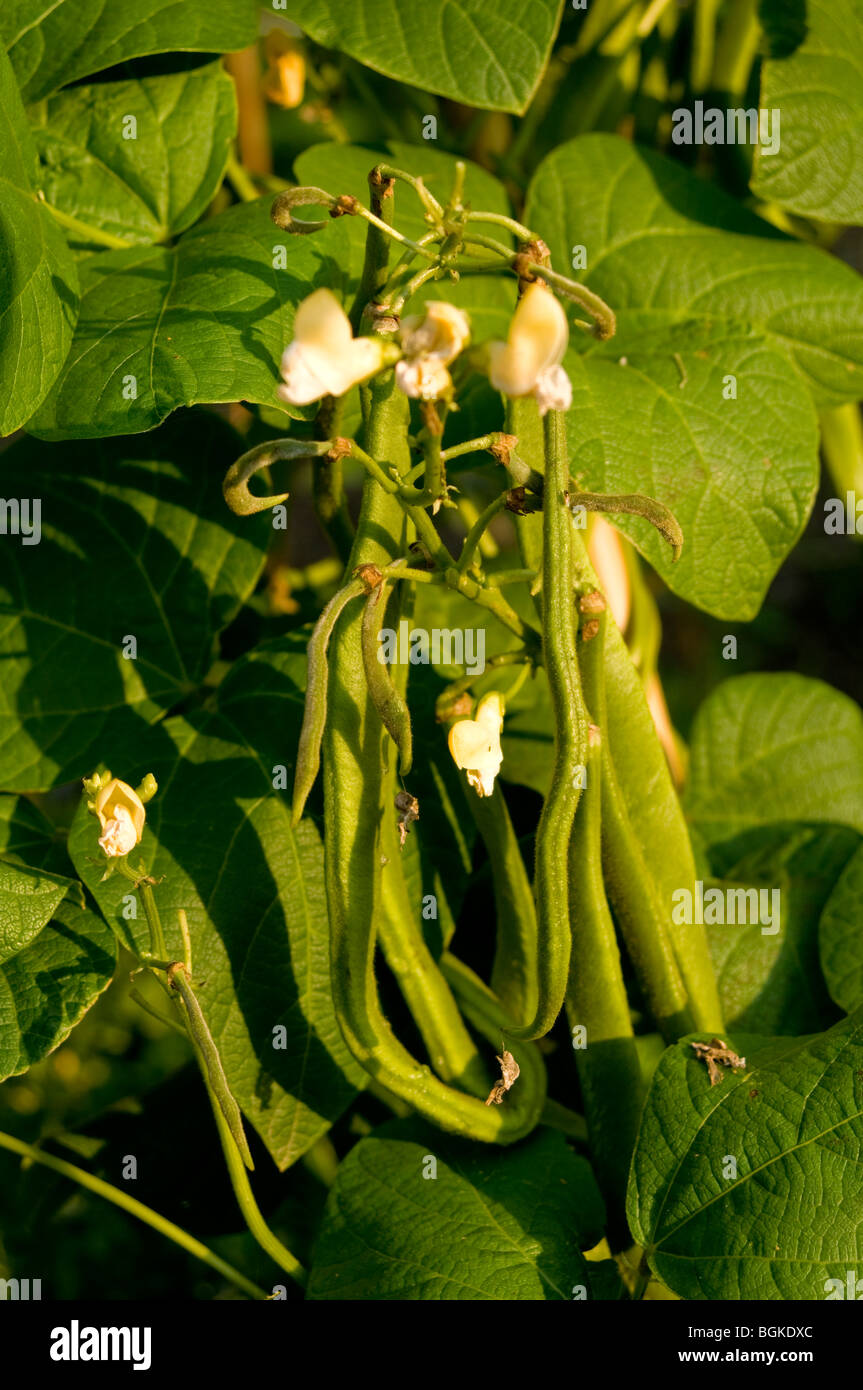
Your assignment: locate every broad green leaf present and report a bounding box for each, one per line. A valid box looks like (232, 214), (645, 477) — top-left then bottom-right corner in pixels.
(29, 61), (237, 246)
(307, 1120), (601, 1299)
(526, 134), (863, 407)
(0, 897), (116, 1081)
(2, 0), (259, 104)
(67, 634), (365, 1171)
(0, 412), (269, 791)
(685, 673), (863, 849)
(0, 793), (71, 876)
(628, 1010), (863, 1299)
(523, 134), (863, 615)
(0, 857), (75, 964)
(0, 47), (78, 436)
(27, 197), (353, 439)
(566, 323), (819, 619)
(752, 0), (863, 224)
(705, 827), (856, 1035)
(284, 0), (563, 114)
(819, 841), (863, 1013)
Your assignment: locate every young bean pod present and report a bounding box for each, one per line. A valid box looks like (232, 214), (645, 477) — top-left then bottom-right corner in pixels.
(168, 963), (255, 1172)
(507, 408), (588, 1042)
(292, 576), (366, 826)
(323, 369), (543, 1140)
(361, 575), (413, 775)
(567, 610), (645, 1244)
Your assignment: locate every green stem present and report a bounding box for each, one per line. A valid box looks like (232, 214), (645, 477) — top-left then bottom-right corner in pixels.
(0, 1129), (268, 1300)
(206, 1089), (307, 1288)
(138, 880), (168, 961)
(712, 0), (759, 94)
(820, 404), (863, 503)
(464, 210), (538, 241)
(41, 200), (135, 250)
(457, 492), (509, 573)
(225, 150), (260, 203)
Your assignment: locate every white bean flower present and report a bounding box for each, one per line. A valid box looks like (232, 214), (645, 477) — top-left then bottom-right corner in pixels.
(448, 691), (504, 798)
(277, 289), (388, 405)
(395, 301), (470, 401)
(89, 777), (147, 858)
(487, 283), (572, 415)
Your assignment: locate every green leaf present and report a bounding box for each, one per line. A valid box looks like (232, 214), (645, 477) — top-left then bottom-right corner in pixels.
(526, 134), (863, 407)
(685, 673), (863, 850)
(0, 47), (78, 436)
(0, 793), (71, 876)
(29, 61), (237, 246)
(523, 134), (863, 615)
(67, 634), (365, 1171)
(0, 897), (116, 1081)
(283, 0), (563, 114)
(27, 197), (353, 439)
(0, 857), (75, 965)
(566, 323), (819, 619)
(819, 841), (863, 1013)
(307, 1120), (601, 1299)
(752, 0), (863, 224)
(628, 1010), (863, 1299)
(0, 412), (269, 791)
(705, 827), (856, 1035)
(2, 0), (259, 104)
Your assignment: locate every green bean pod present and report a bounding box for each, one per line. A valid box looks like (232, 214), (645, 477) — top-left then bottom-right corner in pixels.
(291, 577), (365, 827)
(361, 576), (413, 775)
(567, 612), (644, 1244)
(322, 369), (543, 1141)
(508, 408), (587, 1042)
(169, 964), (254, 1171)
(466, 784), (538, 1028)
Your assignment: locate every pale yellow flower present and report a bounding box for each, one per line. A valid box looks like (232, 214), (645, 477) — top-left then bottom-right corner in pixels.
(277, 289), (387, 405)
(487, 283), (572, 414)
(91, 778), (147, 858)
(395, 301), (470, 401)
(448, 691), (504, 797)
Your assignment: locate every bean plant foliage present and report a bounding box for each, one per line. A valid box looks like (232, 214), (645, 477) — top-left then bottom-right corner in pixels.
(0, 0), (862, 1309)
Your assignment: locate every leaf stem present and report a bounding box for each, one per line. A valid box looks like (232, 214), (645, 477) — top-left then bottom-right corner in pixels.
(40, 199), (135, 251)
(224, 149), (261, 203)
(0, 1129), (268, 1300)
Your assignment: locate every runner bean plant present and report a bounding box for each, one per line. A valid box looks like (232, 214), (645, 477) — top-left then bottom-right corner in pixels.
(1, 0), (863, 1305)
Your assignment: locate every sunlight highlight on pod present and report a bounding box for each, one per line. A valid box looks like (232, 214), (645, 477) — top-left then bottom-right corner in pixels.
(448, 691), (505, 798)
(395, 301), (470, 400)
(277, 289), (389, 405)
(487, 283), (573, 415)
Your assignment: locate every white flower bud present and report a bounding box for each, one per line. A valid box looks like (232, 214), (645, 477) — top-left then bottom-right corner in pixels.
(277, 288), (387, 405)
